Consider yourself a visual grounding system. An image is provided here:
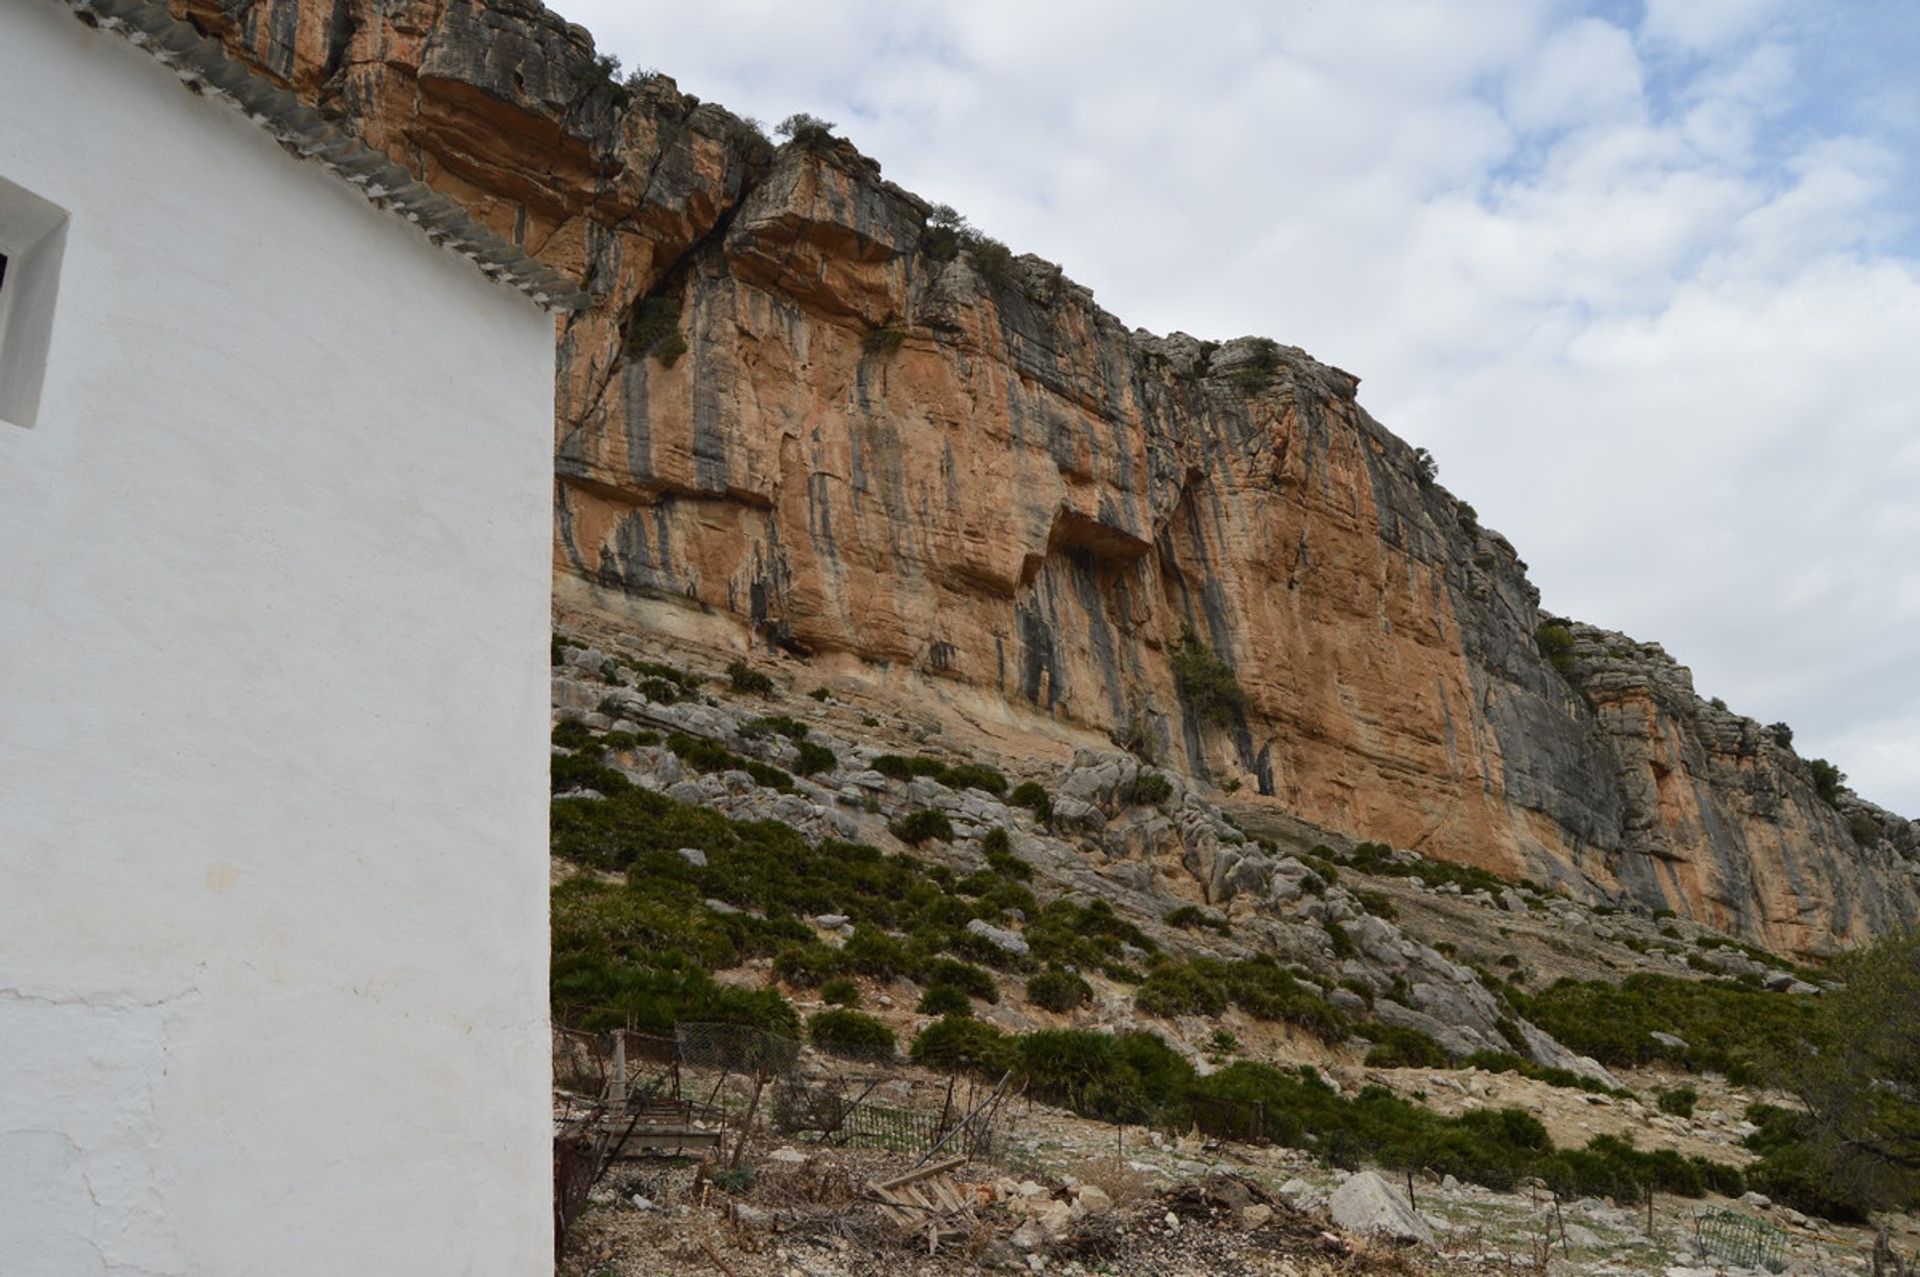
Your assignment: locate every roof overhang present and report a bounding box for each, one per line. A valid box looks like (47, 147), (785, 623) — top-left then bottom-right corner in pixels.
(65, 0), (592, 312)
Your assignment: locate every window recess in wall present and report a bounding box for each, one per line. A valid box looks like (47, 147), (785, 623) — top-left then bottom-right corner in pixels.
(0, 174), (70, 428)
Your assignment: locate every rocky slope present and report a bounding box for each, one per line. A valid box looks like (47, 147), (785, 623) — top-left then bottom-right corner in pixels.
(181, 0), (1918, 955)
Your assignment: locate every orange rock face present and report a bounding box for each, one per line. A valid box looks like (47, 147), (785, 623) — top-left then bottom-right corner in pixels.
(184, 0), (1917, 955)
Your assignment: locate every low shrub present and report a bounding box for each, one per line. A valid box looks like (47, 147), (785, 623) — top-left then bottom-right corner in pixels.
(808, 1008), (896, 1061)
(917, 984), (973, 1016)
(910, 1016), (1013, 1073)
(1127, 772), (1174, 805)
(1027, 968), (1093, 1012)
(1164, 904), (1231, 936)
(1363, 1025), (1450, 1069)
(1169, 626), (1247, 724)
(1511, 972), (1821, 1078)
(1656, 1085), (1699, 1118)
(819, 977), (861, 1008)
(1008, 781), (1053, 822)
(792, 741), (837, 777)
(728, 661), (775, 696)
(740, 715), (809, 741)
(891, 810), (955, 845)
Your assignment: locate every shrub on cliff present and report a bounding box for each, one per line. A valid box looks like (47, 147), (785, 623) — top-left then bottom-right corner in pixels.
(1364, 1025), (1450, 1069)
(775, 113), (837, 147)
(1809, 758), (1846, 807)
(727, 660), (775, 696)
(792, 741), (837, 777)
(891, 809), (955, 845)
(911, 1015), (1013, 1073)
(1535, 622), (1576, 675)
(1164, 904), (1230, 936)
(917, 983), (973, 1016)
(1008, 781), (1054, 823)
(808, 1008), (895, 1061)
(625, 294), (686, 366)
(1126, 772), (1174, 805)
(1169, 626), (1246, 724)
(1027, 968), (1093, 1012)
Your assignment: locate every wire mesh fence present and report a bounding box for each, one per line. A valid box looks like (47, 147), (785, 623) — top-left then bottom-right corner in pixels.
(1696, 1208), (1788, 1272)
(676, 1021), (802, 1080)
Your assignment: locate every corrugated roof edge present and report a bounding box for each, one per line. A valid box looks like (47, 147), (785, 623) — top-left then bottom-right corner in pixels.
(67, 0), (593, 312)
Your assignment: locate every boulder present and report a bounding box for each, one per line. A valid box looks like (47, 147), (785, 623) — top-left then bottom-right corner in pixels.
(1328, 1171), (1432, 1244)
(966, 918), (1030, 956)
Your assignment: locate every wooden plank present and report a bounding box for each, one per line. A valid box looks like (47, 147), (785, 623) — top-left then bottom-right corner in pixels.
(871, 1155), (966, 1193)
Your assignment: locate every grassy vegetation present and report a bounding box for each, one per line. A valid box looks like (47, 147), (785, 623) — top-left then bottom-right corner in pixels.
(666, 731), (793, 792)
(727, 661), (775, 696)
(1164, 904), (1231, 936)
(890, 809), (955, 845)
(1027, 968), (1093, 1012)
(550, 723), (1054, 1030)
(1136, 956), (1348, 1042)
(1198, 1063), (1742, 1202)
(1535, 622), (1576, 675)
(1126, 772), (1174, 805)
(1008, 781), (1053, 822)
(1511, 972), (1821, 1083)
(871, 753), (1008, 796)
(1362, 1024), (1450, 1069)
(1322, 841), (1523, 897)
(807, 1009), (895, 1061)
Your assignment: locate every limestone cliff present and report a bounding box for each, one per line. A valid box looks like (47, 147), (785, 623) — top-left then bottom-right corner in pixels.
(180, 0), (1919, 955)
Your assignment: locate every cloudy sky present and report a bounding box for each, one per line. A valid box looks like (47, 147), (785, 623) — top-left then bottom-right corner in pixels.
(562, 0), (1919, 814)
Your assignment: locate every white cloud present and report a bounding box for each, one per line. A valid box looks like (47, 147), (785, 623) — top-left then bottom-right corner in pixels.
(1642, 0), (1793, 52)
(556, 0), (1920, 813)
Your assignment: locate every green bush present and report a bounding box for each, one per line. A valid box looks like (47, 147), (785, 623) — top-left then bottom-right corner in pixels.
(863, 326), (907, 356)
(553, 718), (597, 751)
(792, 741), (837, 777)
(891, 810), (955, 845)
(922, 958), (998, 1003)
(1136, 959), (1228, 1017)
(871, 754), (1005, 795)
(917, 984), (973, 1016)
(1016, 1029), (1194, 1126)
(1808, 758), (1846, 807)
(841, 925), (908, 980)
(911, 1016), (1013, 1073)
(1512, 972), (1821, 1079)
(1008, 782), (1053, 822)
(1027, 968), (1092, 1012)
(773, 943), (842, 988)
(808, 1008), (895, 1061)
(741, 715), (809, 741)
(728, 661), (775, 696)
(1535, 622), (1576, 675)
(939, 762), (1008, 796)
(1127, 772), (1174, 805)
(666, 730), (794, 791)
(1169, 626), (1247, 723)
(819, 977), (861, 1008)
(1353, 889), (1399, 921)
(1656, 1085), (1698, 1118)
(625, 294), (685, 365)
(1165, 904), (1231, 936)
(1363, 1025), (1450, 1069)
(776, 113), (837, 147)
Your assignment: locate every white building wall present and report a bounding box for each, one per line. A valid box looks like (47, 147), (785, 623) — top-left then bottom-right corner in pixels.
(0, 4), (555, 1273)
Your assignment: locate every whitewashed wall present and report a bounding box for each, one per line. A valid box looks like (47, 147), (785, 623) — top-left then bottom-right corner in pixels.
(0, 3), (555, 1273)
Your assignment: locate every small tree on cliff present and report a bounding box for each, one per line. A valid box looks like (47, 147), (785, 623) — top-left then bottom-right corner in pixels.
(776, 113), (838, 147)
(1771, 930), (1920, 1218)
